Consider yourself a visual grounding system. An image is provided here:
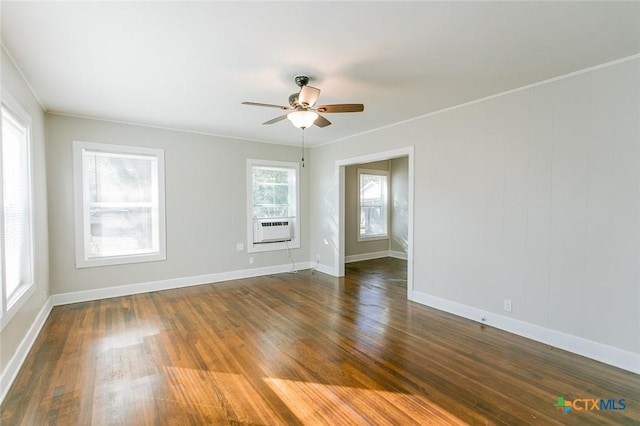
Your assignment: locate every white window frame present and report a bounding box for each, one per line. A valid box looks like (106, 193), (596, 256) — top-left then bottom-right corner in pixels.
(0, 88), (35, 330)
(357, 168), (390, 242)
(247, 159), (300, 253)
(73, 141), (166, 268)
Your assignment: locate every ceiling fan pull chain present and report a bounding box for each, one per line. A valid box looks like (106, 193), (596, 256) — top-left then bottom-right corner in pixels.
(301, 129), (305, 167)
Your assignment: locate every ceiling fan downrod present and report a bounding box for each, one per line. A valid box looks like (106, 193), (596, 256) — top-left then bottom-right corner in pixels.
(294, 75), (310, 88)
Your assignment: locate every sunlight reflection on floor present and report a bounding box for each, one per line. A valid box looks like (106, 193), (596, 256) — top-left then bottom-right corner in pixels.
(97, 327), (159, 352)
(162, 367), (276, 424)
(264, 377), (466, 424)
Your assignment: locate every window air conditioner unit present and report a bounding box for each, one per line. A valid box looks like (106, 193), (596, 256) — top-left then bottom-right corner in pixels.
(254, 220), (293, 243)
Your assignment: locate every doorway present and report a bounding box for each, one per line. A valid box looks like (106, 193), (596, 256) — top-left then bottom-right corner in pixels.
(335, 146), (414, 298)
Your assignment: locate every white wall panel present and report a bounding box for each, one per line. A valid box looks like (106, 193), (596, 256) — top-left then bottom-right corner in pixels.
(583, 64), (618, 347)
(547, 73), (591, 337)
(522, 84), (554, 326)
(604, 61), (640, 352)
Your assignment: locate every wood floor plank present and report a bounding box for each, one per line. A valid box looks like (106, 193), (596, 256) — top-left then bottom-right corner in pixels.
(1, 258), (639, 425)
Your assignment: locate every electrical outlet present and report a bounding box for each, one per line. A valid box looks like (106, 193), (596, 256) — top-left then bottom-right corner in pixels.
(504, 299), (512, 313)
(236, 243), (244, 251)
(249, 257), (254, 265)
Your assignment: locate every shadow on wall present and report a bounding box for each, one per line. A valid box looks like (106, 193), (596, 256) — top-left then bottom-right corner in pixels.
(392, 192), (409, 252)
(392, 235), (408, 252)
(320, 170), (339, 266)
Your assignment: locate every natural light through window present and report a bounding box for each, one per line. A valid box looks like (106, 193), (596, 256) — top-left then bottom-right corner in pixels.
(247, 159), (299, 253)
(73, 141), (166, 268)
(0, 92), (35, 328)
(358, 169), (389, 240)
(263, 378), (464, 423)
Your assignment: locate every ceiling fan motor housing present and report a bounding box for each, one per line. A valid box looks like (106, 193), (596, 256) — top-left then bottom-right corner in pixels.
(294, 75), (310, 87)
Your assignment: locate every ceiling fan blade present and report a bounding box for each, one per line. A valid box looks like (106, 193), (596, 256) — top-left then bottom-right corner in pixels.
(263, 114), (289, 125)
(242, 101), (292, 110)
(298, 86), (321, 107)
(314, 114), (331, 128)
(315, 104), (364, 113)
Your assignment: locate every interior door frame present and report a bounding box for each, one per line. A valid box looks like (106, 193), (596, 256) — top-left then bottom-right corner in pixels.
(335, 146), (414, 297)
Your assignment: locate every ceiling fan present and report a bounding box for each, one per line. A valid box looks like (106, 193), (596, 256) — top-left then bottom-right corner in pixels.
(242, 75), (364, 129)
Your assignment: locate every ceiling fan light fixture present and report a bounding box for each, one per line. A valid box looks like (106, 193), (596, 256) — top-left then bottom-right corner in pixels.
(243, 75), (363, 129)
(287, 110), (318, 129)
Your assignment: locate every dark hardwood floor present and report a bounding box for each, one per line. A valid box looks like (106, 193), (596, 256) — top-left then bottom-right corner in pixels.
(1, 257), (638, 425)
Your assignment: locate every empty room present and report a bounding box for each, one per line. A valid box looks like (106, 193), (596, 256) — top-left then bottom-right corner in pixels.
(0, 1), (639, 424)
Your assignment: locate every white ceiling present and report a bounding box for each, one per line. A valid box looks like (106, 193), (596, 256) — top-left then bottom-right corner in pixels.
(2, 1), (639, 146)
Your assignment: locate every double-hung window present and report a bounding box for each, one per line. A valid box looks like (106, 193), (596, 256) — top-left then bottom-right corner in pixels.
(358, 169), (389, 241)
(0, 91), (35, 329)
(247, 159), (299, 253)
(73, 141), (166, 268)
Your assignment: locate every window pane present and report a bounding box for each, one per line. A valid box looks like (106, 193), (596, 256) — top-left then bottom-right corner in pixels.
(359, 173), (388, 238)
(252, 166), (295, 218)
(2, 108), (33, 300)
(84, 153), (155, 203)
(80, 146), (161, 262)
(88, 207), (155, 257)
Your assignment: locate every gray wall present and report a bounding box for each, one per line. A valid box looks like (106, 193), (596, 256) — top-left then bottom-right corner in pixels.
(311, 58), (640, 355)
(345, 160), (390, 257)
(46, 115), (309, 295)
(344, 158), (409, 259)
(0, 49), (50, 381)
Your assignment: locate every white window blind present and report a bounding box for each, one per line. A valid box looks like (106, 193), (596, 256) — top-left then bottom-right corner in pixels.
(1, 106), (33, 304)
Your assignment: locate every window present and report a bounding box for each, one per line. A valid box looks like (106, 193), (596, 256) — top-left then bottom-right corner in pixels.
(358, 169), (389, 240)
(73, 141), (166, 268)
(0, 91), (35, 328)
(247, 159), (299, 253)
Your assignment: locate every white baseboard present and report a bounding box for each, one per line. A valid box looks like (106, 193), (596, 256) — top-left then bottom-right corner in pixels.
(389, 250), (408, 260)
(0, 297), (53, 404)
(51, 261), (312, 305)
(345, 251), (391, 263)
(344, 250), (408, 263)
(317, 250), (408, 276)
(410, 290), (640, 375)
(313, 263), (340, 277)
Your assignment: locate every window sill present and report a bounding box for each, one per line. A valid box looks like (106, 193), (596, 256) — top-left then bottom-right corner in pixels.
(75, 252), (167, 268)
